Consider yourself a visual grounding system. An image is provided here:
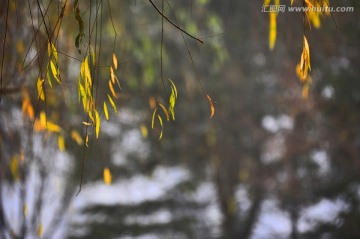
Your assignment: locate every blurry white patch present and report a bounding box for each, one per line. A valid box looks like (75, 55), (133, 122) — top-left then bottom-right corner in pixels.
(299, 199), (348, 232)
(252, 199), (291, 239)
(311, 150), (329, 175)
(321, 86), (334, 99)
(74, 166), (190, 207)
(262, 115), (293, 133)
(124, 209), (171, 225)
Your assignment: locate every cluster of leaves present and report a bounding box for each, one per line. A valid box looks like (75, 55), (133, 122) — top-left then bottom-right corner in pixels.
(265, 0), (330, 98)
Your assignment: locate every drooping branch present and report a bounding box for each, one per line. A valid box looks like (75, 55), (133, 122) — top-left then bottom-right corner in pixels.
(147, 0), (204, 44)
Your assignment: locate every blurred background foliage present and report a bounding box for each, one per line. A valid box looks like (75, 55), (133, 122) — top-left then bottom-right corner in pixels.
(0, 0), (360, 239)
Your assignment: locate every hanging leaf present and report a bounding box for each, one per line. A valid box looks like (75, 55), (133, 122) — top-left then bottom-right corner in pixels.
(85, 134), (89, 147)
(158, 103), (169, 121)
(58, 135), (65, 151)
(95, 109), (100, 138)
(82, 121), (91, 126)
(71, 130), (83, 145)
(269, 12), (277, 50)
(50, 60), (61, 83)
(151, 107), (158, 129)
(207, 94), (215, 118)
(107, 94), (117, 113)
(112, 53), (118, 69)
(37, 78), (45, 101)
(169, 79), (178, 98)
(48, 41), (58, 64)
(140, 124), (148, 138)
(103, 101), (109, 120)
(157, 114), (164, 140)
(47, 122), (61, 133)
(299, 36), (311, 80)
(46, 69), (53, 88)
(40, 111), (47, 127)
(110, 66), (115, 84)
(109, 80), (117, 98)
(168, 79), (177, 121)
(103, 167), (112, 185)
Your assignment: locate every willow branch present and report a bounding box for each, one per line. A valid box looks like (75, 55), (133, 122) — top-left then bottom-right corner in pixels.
(147, 0), (204, 44)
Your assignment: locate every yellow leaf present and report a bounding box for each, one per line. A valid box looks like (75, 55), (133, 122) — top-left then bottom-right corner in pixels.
(158, 103), (169, 121)
(140, 124), (148, 138)
(304, 36), (310, 70)
(37, 224), (43, 237)
(207, 94), (215, 118)
(85, 134), (89, 147)
(112, 53), (118, 69)
(103, 167), (112, 185)
(40, 111), (47, 127)
(50, 60), (60, 83)
(104, 101), (109, 120)
(71, 130), (83, 145)
(47, 122), (61, 133)
(48, 41), (58, 63)
(263, 0), (270, 5)
(107, 94), (117, 113)
(151, 107), (158, 129)
(88, 110), (95, 124)
(299, 36), (311, 80)
(81, 56), (92, 86)
(82, 121), (92, 126)
(269, 12), (277, 50)
(95, 109), (100, 139)
(109, 80), (117, 98)
(168, 81), (177, 121)
(58, 135), (65, 151)
(110, 66), (115, 84)
(10, 155), (19, 181)
(157, 114), (164, 140)
(47, 69), (52, 88)
(37, 78), (45, 101)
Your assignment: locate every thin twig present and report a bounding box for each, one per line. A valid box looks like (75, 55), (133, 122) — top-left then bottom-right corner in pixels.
(147, 0), (204, 44)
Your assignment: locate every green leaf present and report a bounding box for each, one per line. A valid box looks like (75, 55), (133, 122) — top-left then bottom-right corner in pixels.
(168, 79), (177, 121)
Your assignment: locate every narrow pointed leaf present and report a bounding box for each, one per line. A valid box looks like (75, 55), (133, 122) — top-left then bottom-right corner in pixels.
(37, 78), (45, 101)
(50, 60), (60, 83)
(157, 114), (164, 140)
(112, 53), (118, 69)
(151, 107), (158, 129)
(104, 167), (112, 185)
(95, 109), (100, 138)
(207, 94), (215, 118)
(103, 101), (109, 120)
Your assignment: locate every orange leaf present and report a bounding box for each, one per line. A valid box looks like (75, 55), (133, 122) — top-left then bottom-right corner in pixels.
(207, 94), (215, 118)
